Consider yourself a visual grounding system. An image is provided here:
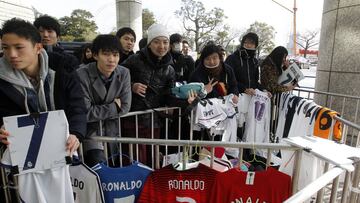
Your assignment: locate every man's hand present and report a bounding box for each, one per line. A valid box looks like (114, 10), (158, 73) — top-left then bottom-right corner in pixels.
(244, 88), (256, 96)
(114, 98), (121, 109)
(204, 78), (218, 94)
(132, 83), (147, 97)
(187, 89), (198, 104)
(232, 95), (239, 104)
(0, 126), (10, 145)
(264, 90), (272, 98)
(66, 134), (80, 156)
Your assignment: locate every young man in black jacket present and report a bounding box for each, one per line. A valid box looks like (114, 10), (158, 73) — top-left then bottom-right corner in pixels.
(116, 27), (136, 64)
(0, 18), (86, 152)
(169, 33), (195, 83)
(34, 15), (80, 72)
(0, 18), (87, 202)
(225, 32), (265, 96)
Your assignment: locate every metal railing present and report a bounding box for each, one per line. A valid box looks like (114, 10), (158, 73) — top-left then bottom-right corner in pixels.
(1, 89), (360, 202)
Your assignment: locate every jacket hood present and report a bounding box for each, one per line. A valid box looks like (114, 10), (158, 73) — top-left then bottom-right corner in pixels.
(0, 49), (49, 89)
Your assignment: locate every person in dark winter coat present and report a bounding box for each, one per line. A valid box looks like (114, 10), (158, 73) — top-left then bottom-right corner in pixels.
(169, 33), (195, 83)
(0, 18), (86, 153)
(33, 15), (80, 72)
(260, 46), (296, 94)
(77, 35), (132, 167)
(121, 23), (176, 166)
(225, 32), (268, 96)
(189, 43), (239, 102)
(116, 27), (136, 64)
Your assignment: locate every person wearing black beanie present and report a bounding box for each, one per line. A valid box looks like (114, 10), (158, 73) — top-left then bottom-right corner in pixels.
(225, 32), (270, 96)
(260, 46), (296, 94)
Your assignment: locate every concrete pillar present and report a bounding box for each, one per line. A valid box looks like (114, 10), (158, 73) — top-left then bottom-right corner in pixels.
(315, 0), (360, 123)
(115, 0), (142, 51)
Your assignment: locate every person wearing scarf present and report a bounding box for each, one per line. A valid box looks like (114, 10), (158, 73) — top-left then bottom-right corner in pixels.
(189, 43), (239, 104)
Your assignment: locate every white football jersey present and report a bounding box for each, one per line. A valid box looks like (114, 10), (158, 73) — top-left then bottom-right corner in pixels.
(275, 93), (294, 141)
(3, 110), (69, 174)
(195, 99), (227, 129)
(1, 110), (74, 203)
(236, 93), (252, 127)
(243, 90), (271, 157)
(70, 163), (105, 203)
(2, 150), (74, 203)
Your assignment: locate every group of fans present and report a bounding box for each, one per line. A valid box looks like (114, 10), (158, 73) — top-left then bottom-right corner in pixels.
(0, 14), (300, 166)
(0, 14), (301, 202)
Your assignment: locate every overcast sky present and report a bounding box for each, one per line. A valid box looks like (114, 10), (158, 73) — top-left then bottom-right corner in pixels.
(28, 0), (324, 46)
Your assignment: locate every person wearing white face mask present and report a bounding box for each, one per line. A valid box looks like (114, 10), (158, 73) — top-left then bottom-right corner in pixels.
(169, 33), (195, 83)
(189, 43), (239, 103)
(226, 32), (271, 97)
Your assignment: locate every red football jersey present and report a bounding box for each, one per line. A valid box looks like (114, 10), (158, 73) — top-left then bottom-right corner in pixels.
(138, 163), (218, 203)
(209, 167), (292, 203)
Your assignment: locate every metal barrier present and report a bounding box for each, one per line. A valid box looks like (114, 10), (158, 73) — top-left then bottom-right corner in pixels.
(1, 88), (360, 202)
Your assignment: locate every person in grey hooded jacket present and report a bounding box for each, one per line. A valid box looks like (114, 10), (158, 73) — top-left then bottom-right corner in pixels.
(0, 18), (86, 150)
(0, 18), (87, 201)
(77, 34), (132, 167)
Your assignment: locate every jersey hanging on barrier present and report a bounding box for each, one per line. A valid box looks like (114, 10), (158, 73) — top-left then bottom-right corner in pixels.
(70, 162), (105, 203)
(194, 99), (227, 129)
(313, 107), (342, 141)
(138, 163), (218, 203)
(92, 161), (152, 203)
(2, 110), (69, 175)
(209, 167), (291, 203)
(243, 90), (271, 157)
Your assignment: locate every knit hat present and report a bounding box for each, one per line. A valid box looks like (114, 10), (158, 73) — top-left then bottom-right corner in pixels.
(147, 24), (169, 45)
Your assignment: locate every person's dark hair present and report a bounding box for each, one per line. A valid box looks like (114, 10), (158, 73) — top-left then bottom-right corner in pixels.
(199, 43), (223, 65)
(0, 28), (3, 38)
(170, 33), (183, 45)
(241, 32), (259, 47)
(182, 40), (189, 45)
(116, 27), (136, 42)
(92, 34), (121, 55)
(267, 46), (288, 75)
(2, 18), (41, 44)
(80, 43), (95, 64)
(33, 15), (61, 36)
(138, 37), (147, 50)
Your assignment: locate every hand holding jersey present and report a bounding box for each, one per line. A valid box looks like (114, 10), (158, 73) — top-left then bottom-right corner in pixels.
(0, 125), (10, 145)
(67, 134), (81, 156)
(244, 88), (256, 96)
(187, 89), (198, 104)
